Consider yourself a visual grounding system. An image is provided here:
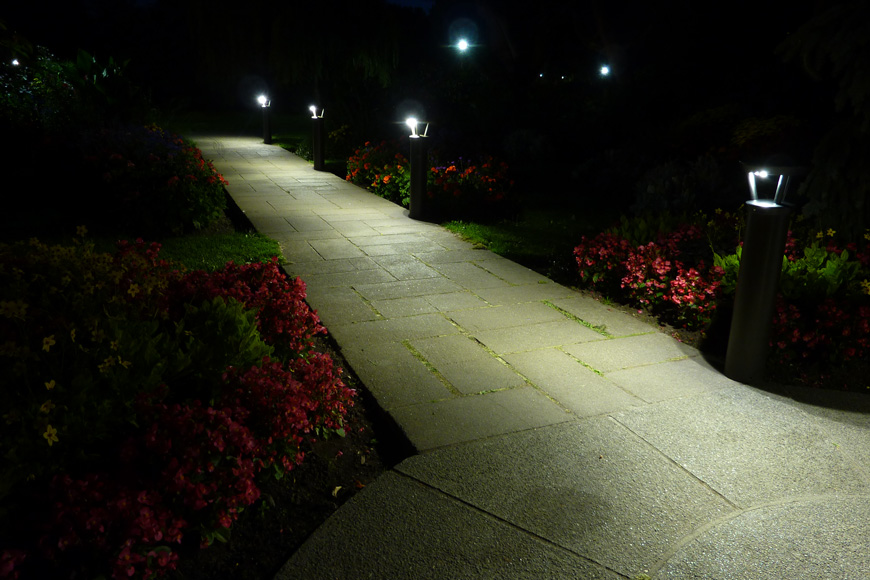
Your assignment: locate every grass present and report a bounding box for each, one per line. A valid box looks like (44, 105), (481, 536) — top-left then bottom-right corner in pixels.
(159, 231), (282, 271)
(443, 206), (618, 284)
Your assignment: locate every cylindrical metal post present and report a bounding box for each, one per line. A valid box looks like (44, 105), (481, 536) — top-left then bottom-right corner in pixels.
(725, 200), (792, 384)
(312, 117), (325, 171)
(408, 135), (431, 220)
(262, 107), (272, 144)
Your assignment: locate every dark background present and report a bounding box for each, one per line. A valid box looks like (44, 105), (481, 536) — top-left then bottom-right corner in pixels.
(3, 0), (864, 224)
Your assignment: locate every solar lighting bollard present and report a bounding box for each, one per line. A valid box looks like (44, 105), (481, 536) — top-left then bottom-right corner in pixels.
(406, 117), (434, 221)
(257, 95), (272, 144)
(725, 166), (805, 384)
(309, 105), (325, 171)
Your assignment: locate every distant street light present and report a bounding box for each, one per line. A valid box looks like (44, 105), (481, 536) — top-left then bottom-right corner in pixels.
(600, 65), (610, 77)
(310, 104), (325, 171)
(406, 116), (432, 221)
(257, 95), (271, 144)
(725, 164), (806, 384)
(457, 39), (469, 51)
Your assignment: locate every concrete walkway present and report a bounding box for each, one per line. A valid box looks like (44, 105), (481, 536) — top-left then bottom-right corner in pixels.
(192, 136), (870, 580)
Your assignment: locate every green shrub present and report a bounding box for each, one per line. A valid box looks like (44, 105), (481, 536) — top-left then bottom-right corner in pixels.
(0, 234), (354, 579)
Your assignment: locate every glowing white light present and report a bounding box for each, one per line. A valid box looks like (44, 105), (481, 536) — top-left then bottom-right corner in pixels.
(406, 117), (418, 136)
(600, 65), (610, 76)
(11, 59), (20, 66)
(754, 170), (769, 178)
(539, 72), (543, 78)
(257, 95), (268, 107)
(457, 39), (469, 51)
(309, 105), (320, 118)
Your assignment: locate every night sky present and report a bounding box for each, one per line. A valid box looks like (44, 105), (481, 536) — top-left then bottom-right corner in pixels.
(0, 0), (836, 176)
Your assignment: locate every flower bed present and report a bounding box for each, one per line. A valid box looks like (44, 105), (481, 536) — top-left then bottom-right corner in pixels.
(346, 140), (514, 220)
(0, 233), (354, 579)
(80, 125), (228, 235)
(574, 211), (870, 387)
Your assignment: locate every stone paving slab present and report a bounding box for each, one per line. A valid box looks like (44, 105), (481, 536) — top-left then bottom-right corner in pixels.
(339, 342), (453, 410)
(299, 268), (397, 292)
(474, 319), (606, 355)
(504, 349), (645, 417)
(353, 278), (465, 301)
(409, 334), (495, 366)
(472, 256), (553, 285)
(548, 295), (661, 337)
(300, 285), (381, 327)
(308, 237), (368, 260)
(447, 301), (569, 332)
(326, 313), (460, 345)
(284, 256), (379, 277)
(612, 386), (870, 507)
(604, 357), (737, 403)
(396, 419), (736, 577)
(563, 333), (699, 373)
(655, 496), (870, 579)
(438, 358), (529, 395)
(431, 261), (514, 290)
(390, 387), (572, 450)
(368, 296), (439, 318)
(371, 254), (442, 280)
(362, 241), (443, 256)
(278, 472), (621, 580)
(422, 290), (490, 312)
(472, 282), (579, 306)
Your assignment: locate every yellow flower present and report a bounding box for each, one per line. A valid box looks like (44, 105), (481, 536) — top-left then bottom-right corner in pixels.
(45, 379), (56, 390)
(42, 335), (56, 352)
(861, 280), (870, 296)
(43, 425), (59, 446)
(128, 283), (140, 297)
(827, 228), (836, 237)
(39, 400), (55, 414)
(0, 300), (28, 320)
(76, 225), (88, 237)
(816, 231), (824, 239)
(98, 357), (115, 373)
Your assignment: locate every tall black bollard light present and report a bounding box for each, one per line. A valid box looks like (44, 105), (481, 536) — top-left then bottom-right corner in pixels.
(310, 106), (325, 171)
(258, 95), (272, 144)
(725, 166), (805, 384)
(406, 118), (432, 221)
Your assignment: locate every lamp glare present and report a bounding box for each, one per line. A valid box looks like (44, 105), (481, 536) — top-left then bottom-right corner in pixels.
(457, 39), (469, 51)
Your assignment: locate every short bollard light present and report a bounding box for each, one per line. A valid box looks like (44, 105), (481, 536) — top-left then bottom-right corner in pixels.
(406, 117), (432, 221)
(257, 94), (272, 145)
(309, 105), (325, 171)
(725, 164), (806, 384)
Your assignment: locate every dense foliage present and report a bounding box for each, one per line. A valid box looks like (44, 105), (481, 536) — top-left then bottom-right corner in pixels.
(1, 48), (225, 237)
(346, 140), (514, 220)
(575, 211), (870, 387)
(0, 235), (354, 579)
